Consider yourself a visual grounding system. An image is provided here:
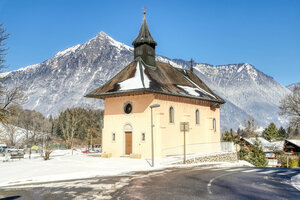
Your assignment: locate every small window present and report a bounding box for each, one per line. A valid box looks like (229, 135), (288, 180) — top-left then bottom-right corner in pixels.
(141, 133), (145, 142)
(169, 106), (174, 123)
(124, 102), (133, 114)
(213, 118), (216, 132)
(112, 133), (116, 142)
(196, 109), (200, 125)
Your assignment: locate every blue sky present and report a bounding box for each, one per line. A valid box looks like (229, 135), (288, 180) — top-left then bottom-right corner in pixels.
(0, 0), (299, 86)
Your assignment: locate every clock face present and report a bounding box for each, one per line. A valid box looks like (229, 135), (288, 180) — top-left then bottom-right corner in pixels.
(124, 102), (133, 114)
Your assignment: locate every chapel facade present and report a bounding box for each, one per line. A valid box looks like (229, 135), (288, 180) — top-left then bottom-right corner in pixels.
(86, 13), (225, 158)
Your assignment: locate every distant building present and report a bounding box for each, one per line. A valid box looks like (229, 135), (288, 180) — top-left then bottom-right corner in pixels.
(284, 140), (300, 153)
(86, 13), (225, 158)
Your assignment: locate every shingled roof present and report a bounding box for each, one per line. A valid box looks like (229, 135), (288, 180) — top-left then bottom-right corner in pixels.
(86, 13), (224, 104)
(85, 59), (225, 104)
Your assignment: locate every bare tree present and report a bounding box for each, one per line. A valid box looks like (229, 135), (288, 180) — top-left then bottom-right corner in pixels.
(243, 117), (258, 138)
(58, 108), (81, 150)
(280, 86), (300, 129)
(1, 123), (17, 146)
(0, 24), (24, 124)
(0, 24), (9, 70)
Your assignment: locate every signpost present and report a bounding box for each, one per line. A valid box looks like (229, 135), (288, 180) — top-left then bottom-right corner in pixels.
(180, 122), (189, 164)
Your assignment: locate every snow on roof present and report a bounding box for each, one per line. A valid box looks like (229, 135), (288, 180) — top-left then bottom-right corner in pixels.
(243, 137), (269, 146)
(265, 141), (284, 152)
(181, 73), (216, 99)
(86, 60), (224, 103)
(286, 139), (300, 147)
(243, 137), (284, 152)
(119, 61), (150, 90)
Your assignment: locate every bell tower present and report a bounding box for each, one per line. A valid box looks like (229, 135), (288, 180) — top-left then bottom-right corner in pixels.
(132, 10), (157, 67)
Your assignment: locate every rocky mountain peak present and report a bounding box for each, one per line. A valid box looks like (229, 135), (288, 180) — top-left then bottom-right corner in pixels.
(0, 32), (291, 131)
(287, 82), (300, 91)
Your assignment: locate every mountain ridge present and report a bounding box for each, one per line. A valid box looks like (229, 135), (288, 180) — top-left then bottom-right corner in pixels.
(0, 31), (291, 131)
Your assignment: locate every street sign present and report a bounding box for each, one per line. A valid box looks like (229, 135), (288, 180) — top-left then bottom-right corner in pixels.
(265, 153), (275, 158)
(180, 122), (189, 132)
(180, 122), (189, 164)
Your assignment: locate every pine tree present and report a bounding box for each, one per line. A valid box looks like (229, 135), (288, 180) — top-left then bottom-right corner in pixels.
(262, 122), (278, 141)
(247, 137), (268, 167)
(278, 126), (288, 139)
(222, 130), (232, 142)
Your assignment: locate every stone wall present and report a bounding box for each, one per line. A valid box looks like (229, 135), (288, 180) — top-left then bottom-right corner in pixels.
(175, 152), (238, 164)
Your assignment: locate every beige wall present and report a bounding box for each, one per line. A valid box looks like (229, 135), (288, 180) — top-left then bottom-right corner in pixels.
(102, 93), (221, 158)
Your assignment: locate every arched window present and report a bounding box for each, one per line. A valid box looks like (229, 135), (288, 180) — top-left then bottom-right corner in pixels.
(141, 133), (145, 142)
(195, 109), (200, 125)
(169, 106), (174, 123)
(112, 133), (116, 142)
(213, 118), (216, 132)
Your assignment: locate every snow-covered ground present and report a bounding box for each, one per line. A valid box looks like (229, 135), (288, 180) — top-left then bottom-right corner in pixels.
(0, 150), (247, 187)
(291, 173), (300, 191)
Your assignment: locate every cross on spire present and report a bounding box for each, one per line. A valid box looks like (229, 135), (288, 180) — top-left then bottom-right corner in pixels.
(143, 6), (146, 15)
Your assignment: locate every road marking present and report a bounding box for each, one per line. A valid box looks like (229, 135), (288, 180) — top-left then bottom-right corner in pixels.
(207, 172), (235, 195)
(278, 171), (296, 176)
(210, 168), (225, 171)
(242, 169), (260, 173)
(259, 170), (277, 174)
(226, 168), (244, 172)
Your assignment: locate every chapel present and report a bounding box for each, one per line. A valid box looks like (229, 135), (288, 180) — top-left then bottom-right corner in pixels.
(86, 13), (225, 158)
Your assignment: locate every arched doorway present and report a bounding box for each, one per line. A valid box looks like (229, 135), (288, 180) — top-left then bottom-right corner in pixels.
(124, 124), (132, 155)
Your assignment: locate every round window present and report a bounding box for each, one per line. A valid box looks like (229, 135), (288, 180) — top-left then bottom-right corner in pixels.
(124, 102), (133, 114)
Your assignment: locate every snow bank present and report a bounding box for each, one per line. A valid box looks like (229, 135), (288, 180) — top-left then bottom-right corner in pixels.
(0, 150), (250, 187)
(291, 173), (300, 191)
(0, 150), (152, 187)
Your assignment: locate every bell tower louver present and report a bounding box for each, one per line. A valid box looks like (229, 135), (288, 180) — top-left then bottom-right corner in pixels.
(132, 12), (157, 67)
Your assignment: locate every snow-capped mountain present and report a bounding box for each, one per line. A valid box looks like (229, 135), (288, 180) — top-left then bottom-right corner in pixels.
(1, 32), (291, 131)
(287, 82), (300, 91)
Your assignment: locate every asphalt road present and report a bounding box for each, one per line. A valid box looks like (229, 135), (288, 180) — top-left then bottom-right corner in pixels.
(0, 166), (299, 200)
(111, 166), (300, 200)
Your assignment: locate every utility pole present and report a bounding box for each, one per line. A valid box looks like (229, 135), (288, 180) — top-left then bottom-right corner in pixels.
(150, 104), (160, 167)
(184, 122), (186, 164)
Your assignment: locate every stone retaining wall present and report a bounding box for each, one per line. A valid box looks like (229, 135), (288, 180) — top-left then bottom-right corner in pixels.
(175, 152), (238, 164)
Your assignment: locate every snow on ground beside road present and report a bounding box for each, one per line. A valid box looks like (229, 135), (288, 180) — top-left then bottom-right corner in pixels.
(0, 150), (245, 187)
(291, 173), (300, 191)
(0, 150), (154, 187)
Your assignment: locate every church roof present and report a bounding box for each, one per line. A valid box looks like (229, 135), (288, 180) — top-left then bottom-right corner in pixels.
(85, 59), (225, 104)
(132, 15), (157, 47)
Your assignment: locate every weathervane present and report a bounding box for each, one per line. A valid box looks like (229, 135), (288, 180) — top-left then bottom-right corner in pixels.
(143, 6), (146, 15)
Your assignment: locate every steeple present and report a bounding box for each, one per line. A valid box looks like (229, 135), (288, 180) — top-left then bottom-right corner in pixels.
(132, 10), (157, 67)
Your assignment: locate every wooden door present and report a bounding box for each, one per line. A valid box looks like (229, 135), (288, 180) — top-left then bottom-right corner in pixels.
(125, 132), (132, 155)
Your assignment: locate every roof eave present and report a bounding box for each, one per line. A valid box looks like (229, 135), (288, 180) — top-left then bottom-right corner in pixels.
(85, 88), (225, 104)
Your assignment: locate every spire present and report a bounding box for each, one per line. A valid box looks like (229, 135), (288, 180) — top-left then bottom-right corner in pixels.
(132, 13), (157, 47)
(132, 9), (157, 67)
